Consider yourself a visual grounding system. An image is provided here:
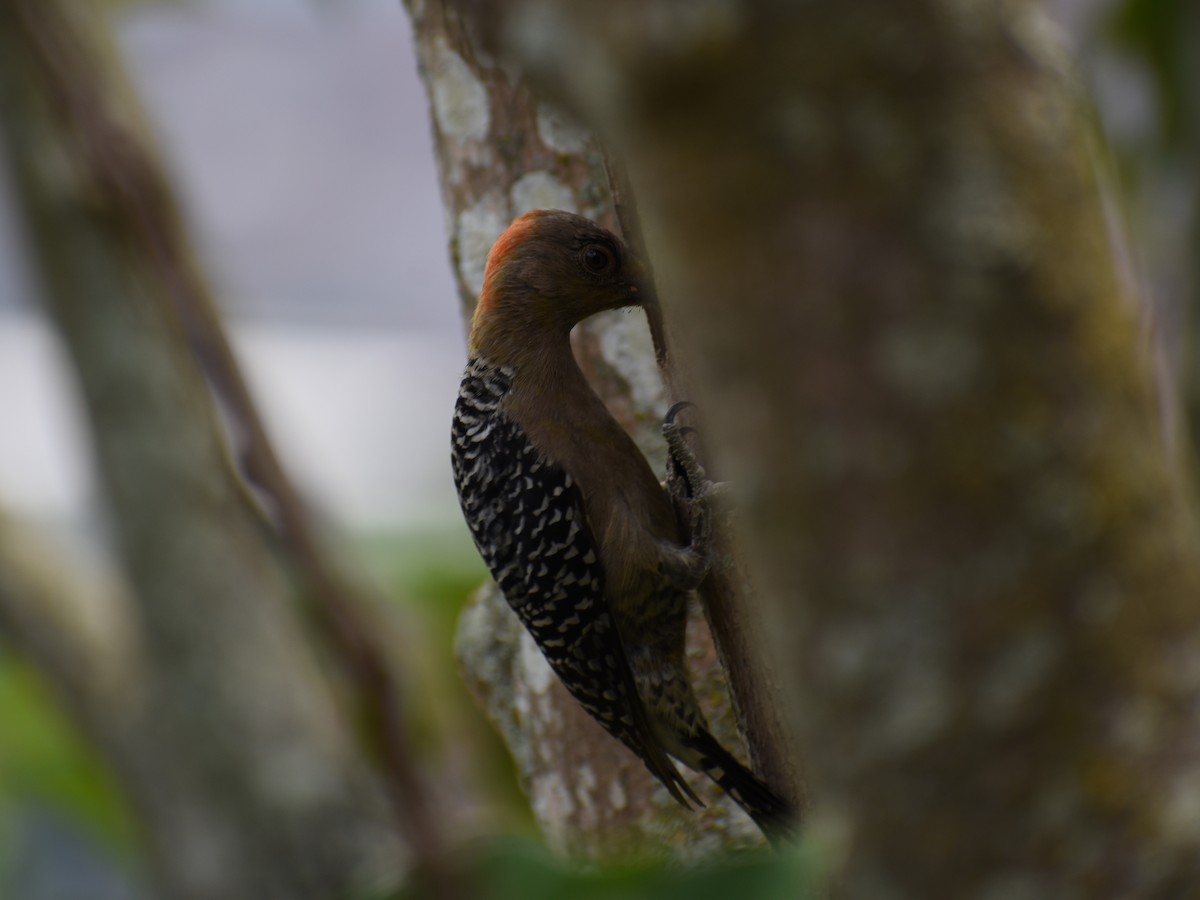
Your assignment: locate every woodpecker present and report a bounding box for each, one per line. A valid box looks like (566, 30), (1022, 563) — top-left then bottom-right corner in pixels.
(451, 209), (794, 843)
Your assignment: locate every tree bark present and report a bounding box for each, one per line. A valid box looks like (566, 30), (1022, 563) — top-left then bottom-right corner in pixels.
(404, 0), (789, 856)
(498, 0), (1200, 895)
(0, 4), (401, 898)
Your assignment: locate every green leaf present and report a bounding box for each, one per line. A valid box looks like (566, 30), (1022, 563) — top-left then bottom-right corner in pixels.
(469, 836), (820, 900)
(0, 653), (135, 852)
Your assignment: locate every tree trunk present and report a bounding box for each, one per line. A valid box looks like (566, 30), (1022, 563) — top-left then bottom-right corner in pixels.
(496, 0), (1200, 895)
(404, 0), (791, 856)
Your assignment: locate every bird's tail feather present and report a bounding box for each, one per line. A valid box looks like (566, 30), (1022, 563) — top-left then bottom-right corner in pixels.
(685, 730), (797, 846)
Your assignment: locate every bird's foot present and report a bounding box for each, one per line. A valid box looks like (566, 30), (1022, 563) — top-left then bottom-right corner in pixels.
(663, 401), (706, 500)
(662, 402), (728, 563)
(685, 481), (733, 581)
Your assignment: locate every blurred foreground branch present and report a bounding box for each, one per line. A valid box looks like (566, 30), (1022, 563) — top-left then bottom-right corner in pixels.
(497, 0), (1200, 895)
(606, 146), (802, 813)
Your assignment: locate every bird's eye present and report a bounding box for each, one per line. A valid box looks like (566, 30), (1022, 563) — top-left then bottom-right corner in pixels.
(581, 244), (615, 275)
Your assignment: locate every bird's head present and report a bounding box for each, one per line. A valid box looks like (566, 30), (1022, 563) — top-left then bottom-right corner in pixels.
(469, 210), (653, 358)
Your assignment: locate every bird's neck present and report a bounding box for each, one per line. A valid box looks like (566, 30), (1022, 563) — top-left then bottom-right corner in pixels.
(469, 306), (581, 381)
(471, 319), (606, 438)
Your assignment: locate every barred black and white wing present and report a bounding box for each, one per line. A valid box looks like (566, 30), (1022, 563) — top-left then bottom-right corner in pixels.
(451, 358), (696, 806)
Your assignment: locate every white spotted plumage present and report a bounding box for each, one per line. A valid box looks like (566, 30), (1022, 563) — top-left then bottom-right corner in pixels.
(451, 356), (697, 805)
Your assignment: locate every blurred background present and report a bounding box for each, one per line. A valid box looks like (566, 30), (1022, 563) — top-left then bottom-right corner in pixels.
(0, 0), (1195, 896)
(0, 0), (466, 533)
(0, 2), (502, 897)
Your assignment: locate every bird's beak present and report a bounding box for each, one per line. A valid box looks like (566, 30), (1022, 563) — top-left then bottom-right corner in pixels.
(625, 260), (656, 308)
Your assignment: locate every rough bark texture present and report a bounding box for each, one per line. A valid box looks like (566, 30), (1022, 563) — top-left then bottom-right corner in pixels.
(0, 4), (399, 898)
(404, 0), (786, 856)
(500, 0), (1200, 895)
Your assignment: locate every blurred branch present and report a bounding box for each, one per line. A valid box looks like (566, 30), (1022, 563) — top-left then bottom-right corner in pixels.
(0, 513), (142, 763)
(1106, 0), (1200, 475)
(0, 3), (406, 898)
(605, 146), (803, 811)
(5, 0), (453, 886)
(602, 150), (664, 361)
(167, 137), (462, 900)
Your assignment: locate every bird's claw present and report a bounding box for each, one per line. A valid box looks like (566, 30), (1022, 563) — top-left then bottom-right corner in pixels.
(664, 400), (695, 428)
(663, 403), (707, 501)
(662, 403), (727, 564)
